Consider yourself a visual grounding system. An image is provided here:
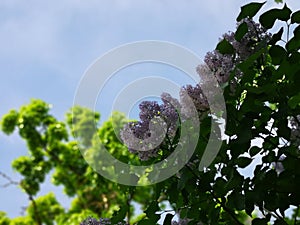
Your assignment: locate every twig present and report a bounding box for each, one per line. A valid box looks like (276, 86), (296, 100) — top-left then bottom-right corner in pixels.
(0, 171), (19, 188)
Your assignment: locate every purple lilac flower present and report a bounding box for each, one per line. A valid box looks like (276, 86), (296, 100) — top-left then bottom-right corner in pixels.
(121, 19), (270, 161)
(120, 95), (180, 161)
(139, 101), (161, 122)
(180, 84), (209, 114)
(80, 217), (127, 225)
(120, 85), (210, 161)
(201, 18), (271, 86)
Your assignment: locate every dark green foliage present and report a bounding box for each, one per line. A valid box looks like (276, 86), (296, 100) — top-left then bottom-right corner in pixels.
(291, 10), (300, 23)
(235, 22), (248, 41)
(259, 4), (292, 29)
(216, 38), (235, 54)
(237, 2), (266, 21)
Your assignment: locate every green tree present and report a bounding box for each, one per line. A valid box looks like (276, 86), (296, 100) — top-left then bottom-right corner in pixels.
(0, 101), (154, 224)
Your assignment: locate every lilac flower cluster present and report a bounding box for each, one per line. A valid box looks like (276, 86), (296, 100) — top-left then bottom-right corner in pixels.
(120, 93), (180, 161)
(199, 18), (271, 86)
(180, 84), (209, 116)
(80, 217), (127, 225)
(121, 19), (270, 161)
(120, 83), (210, 161)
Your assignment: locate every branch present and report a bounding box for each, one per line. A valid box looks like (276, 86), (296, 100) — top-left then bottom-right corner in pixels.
(262, 207), (288, 225)
(0, 171), (20, 188)
(28, 195), (42, 225)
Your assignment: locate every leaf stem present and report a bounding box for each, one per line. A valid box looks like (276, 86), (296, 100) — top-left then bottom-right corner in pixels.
(286, 22), (290, 42)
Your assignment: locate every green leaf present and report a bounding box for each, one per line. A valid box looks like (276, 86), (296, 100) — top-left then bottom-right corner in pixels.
(236, 157), (252, 168)
(245, 191), (255, 216)
(213, 177), (228, 197)
(235, 22), (248, 41)
(227, 191), (245, 210)
(237, 2), (266, 21)
(269, 27), (284, 45)
(288, 93), (300, 109)
(236, 117), (253, 144)
(277, 119), (291, 140)
(286, 37), (300, 52)
(291, 10), (300, 23)
(163, 214), (173, 225)
(177, 168), (193, 190)
(216, 38), (234, 54)
(276, 4), (292, 21)
(293, 25), (300, 38)
(225, 170), (244, 191)
(274, 0), (283, 3)
(259, 4), (292, 29)
(167, 182), (179, 203)
(274, 219), (288, 225)
(269, 45), (287, 64)
(252, 218), (269, 225)
(145, 201), (159, 218)
(110, 205), (128, 224)
(249, 146), (261, 157)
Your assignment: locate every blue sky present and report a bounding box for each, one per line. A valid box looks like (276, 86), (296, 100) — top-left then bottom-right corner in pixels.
(1, 0), (300, 219)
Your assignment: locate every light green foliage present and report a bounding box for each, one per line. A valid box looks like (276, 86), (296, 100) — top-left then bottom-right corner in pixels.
(1, 110), (18, 135)
(55, 209), (98, 225)
(0, 212), (10, 225)
(26, 193), (64, 225)
(9, 218), (34, 225)
(66, 106), (99, 148)
(0, 101), (155, 224)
